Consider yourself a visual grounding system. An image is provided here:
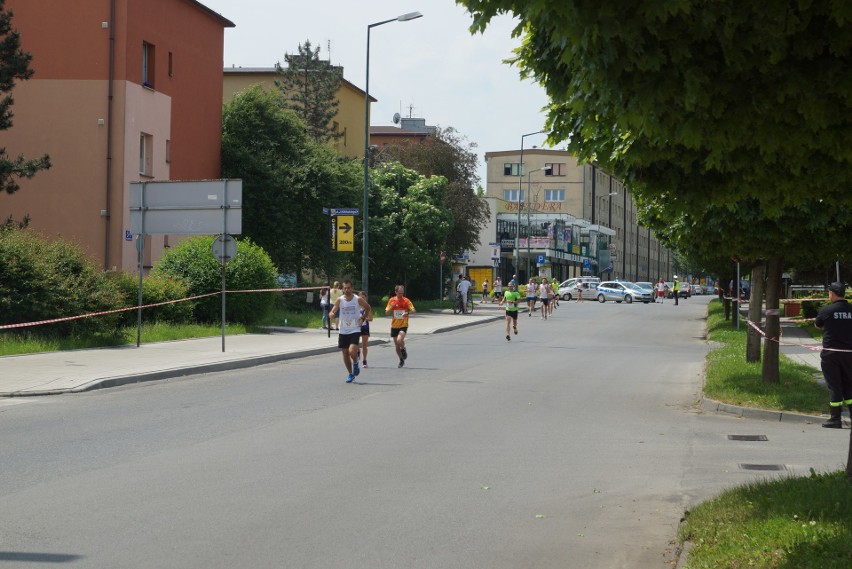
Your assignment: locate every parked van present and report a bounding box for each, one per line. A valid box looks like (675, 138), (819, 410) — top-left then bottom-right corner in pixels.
(557, 277), (600, 301)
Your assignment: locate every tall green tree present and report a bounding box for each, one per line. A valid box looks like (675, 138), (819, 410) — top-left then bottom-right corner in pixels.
(0, 0), (50, 198)
(381, 126), (490, 257)
(221, 85), (361, 280)
(274, 40), (343, 145)
(360, 162), (452, 295)
(459, 0), (852, 212)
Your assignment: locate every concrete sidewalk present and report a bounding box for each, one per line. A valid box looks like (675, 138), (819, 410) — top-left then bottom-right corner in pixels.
(0, 308), (503, 397)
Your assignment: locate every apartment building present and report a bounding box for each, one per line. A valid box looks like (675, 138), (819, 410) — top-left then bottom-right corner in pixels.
(0, 0), (234, 271)
(222, 67), (371, 160)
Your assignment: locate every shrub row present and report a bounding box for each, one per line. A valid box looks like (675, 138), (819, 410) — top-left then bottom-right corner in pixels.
(0, 230), (279, 336)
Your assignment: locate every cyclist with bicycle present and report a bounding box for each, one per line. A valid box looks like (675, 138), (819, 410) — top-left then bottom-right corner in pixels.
(456, 275), (473, 314)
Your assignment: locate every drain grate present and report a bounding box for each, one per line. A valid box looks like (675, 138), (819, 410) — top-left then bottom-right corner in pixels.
(739, 463), (787, 471)
(728, 434), (768, 441)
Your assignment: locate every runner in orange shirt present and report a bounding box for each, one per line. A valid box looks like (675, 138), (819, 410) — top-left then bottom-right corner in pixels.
(385, 284), (416, 368)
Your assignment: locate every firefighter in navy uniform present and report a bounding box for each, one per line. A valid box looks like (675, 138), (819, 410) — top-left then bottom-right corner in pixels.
(814, 282), (852, 428)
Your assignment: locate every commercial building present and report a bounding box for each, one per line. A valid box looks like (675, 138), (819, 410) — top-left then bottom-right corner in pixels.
(0, 0), (234, 271)
(469, 148), (671, 286)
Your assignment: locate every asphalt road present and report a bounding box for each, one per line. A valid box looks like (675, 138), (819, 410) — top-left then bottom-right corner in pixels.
(1, 295), (847, 568)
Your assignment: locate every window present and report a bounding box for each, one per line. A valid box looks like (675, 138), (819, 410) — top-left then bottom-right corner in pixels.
(545, 163), (566, 176)
(503, 189), (525, 202)
(165, 139), (171, 164)
(139, 133), (153, 176)
(168, 51), (173, 77)
(503, 163), (524, 177)
(544, 189), (565, 202)
(142, 42), (155, 88)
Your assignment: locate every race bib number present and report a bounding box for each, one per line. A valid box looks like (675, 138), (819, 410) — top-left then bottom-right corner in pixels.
(342, 318), (356, 328)
(393, 310), (406, 319)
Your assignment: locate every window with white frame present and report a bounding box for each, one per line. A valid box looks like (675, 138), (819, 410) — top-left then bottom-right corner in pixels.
(544, 163), (566, 176)
(503, 163), (524, 177)
(544, 189), (565, 202)
(139, 133), (153, 176)
(142, 42), (155, 88)
(503, 189), (525, 202)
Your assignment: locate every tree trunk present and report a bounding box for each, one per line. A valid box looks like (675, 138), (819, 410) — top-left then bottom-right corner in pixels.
(847, 425), (852, 481)
(746, 262), (766, 363)
(761, 256), (783, 384)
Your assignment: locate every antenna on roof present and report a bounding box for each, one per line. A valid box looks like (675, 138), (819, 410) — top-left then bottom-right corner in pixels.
(393, 113), (401, 125)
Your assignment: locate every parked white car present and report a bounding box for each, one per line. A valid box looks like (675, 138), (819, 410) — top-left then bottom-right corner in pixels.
(557, 277), (600, 301)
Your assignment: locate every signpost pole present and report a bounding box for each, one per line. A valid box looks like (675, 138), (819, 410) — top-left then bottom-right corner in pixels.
(136, 182), (146, 348)
(221, 180), (229, 353)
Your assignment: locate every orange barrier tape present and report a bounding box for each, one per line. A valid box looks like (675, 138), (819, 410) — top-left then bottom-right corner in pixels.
(0, 286), (324, 331)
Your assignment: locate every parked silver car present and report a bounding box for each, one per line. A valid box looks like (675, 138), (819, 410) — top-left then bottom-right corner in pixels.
(595, 281), (653, 304)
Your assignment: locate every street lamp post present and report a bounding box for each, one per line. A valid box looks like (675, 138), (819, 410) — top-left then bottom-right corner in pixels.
(525, 165), (551, 279)
(362, 11), (422, 296)
(515, 130), (548, 281)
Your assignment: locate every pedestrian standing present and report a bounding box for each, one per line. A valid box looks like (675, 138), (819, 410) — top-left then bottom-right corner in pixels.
(481, 279), (489, 303)
(329, 281), (343, 330)
(493, 277), (503, 303)
(814, 282), (852, 428)
(672, 276), (680, 306)
(320, 283), (330, 329)
(358, 291), (372, 368)
(500, 282), (522, 340)
(329, 280), (372, 383)
(385, 285), (416, 368)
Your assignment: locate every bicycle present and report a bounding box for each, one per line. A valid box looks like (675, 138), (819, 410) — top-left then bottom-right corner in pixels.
(452, 291), (475, 314)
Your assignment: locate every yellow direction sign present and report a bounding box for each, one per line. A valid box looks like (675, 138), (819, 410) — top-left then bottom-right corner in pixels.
(334, 215), (354, 252)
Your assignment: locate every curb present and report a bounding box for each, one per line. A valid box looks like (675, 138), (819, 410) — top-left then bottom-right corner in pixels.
(15, 315), (503, 396)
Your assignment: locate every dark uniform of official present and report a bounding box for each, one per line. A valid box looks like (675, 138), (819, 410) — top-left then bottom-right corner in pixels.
(814, 282), (852, 428)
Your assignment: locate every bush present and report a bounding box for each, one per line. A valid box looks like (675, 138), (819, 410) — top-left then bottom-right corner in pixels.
(0, 229), (125, 337)
(802, 298), (829, 319)
(112, 271), (193, 326)
(153, 236), (277, 324)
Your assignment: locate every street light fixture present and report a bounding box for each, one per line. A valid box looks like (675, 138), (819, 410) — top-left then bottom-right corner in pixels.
(362, 11), (423, 295)
(525, 165), (552, 279)
(515, 130), (548, 281)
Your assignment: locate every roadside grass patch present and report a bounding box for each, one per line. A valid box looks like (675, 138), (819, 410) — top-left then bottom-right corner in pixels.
(704, 300), (827, 416)
(0, 322), (248, 356)
(680, 469), (852, 568)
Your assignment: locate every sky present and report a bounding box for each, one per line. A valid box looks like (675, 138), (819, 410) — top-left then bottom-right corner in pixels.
(199, 0), (556, 186)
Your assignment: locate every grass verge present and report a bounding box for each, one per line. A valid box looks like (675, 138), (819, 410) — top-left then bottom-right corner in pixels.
(704, 299), (827, 416)
(1, 298), (456, 356)
(683, 299), (852, 568)
(0, 322), (249, 356)
(679, 469), (852, 568)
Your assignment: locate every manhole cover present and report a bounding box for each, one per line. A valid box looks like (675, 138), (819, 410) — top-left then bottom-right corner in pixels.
(728, 435), (768, 441)
(739, 464), (787, 471)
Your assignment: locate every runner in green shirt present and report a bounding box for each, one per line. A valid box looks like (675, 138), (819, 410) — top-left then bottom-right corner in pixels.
(499, 282), (523, 341)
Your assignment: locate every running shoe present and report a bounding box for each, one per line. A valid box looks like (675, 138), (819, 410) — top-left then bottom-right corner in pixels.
(398, 360), (405, 368)
(506, 334), (510, 341)
(401, 347), (408, 360)
(353, 361), (360, 377)
(346, 373), (355, 383)
(362, 360), (368, 368)
(513, 326), (518, 335)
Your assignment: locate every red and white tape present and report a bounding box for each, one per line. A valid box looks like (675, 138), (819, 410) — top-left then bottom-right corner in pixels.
(0, 286), (324, 331)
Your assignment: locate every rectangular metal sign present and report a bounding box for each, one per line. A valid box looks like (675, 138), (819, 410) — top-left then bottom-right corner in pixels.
(130, 179), (242, 235)
(335, 215), (354, 252)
